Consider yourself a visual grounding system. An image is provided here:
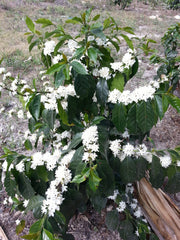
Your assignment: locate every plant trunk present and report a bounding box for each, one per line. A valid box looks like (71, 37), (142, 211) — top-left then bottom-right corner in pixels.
(136, 178), (180, 240)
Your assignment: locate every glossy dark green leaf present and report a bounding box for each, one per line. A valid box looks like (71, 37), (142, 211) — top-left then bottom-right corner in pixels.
(136, 101), (155, 133)
(118, 220), (135, 240)
(166, 93), (180, 113)
(154, 95), (164, 120)
(127, 103), (138, 134)
(105, 210), (119, 231)
(74, 74), (96, 99)
(112, 103), (127, 132)
(4, 172), (16, 197)
(119, 157), (137, 184)
(55, 65), (66, 88)
(70, 146), (85, 175)
(62, 132), (82, 154)
(90, 195), (107, 212)
(135, 157), (148, 181)
(96, 79), (109, 106)
(150, 155), (165, 188)
(29, 94), (41, 121)
(42, 109), (56, 129)
(70, 61), (87, 75)
(16, 173), (35, 199)
(46, 63), (62, 75)
(165, 172), (180, 193)
(26, 195), (44, 213)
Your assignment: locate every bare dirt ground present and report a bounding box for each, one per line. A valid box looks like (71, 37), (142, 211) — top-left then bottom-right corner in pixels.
(0, 0), (180, 239)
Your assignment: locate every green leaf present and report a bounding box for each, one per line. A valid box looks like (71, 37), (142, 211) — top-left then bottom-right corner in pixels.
(15, 173), (35, 199)
(35, 18), (53, 28)
(42, 109), (56, 130)
(54, 211), (66, 226)
(57, 100), (69, 125)
(74, 74), (96, 99)
(26, 16), (35, 33)
(135, 157), (148, 181)
(88, 169), (101, 192)
(111, 73), (124, 92)
(91, 116), (105, 125)
(26, 195), (45, 213)
(118, 220), (135, 240)
(16, 220), (26, 235)
(92, 14), (100, 21)
(120, 157), (137, 184)
(30, 219), (44, 233)
(66, 17), (82, 24)
(96, 159), (115, 196)
(27, 35), (34, 44)
(70, 146), (85, 175)
(130, 57), (139, 78)
(162, 94), (169, 113)
(105, 210), (119, 231)
(165, 172), (180, 193)
(42, 228), (54, 240)
(112, 103), (127, 132)
(62, 132), (82, 154)
(136, 101), (155, 133)
(90, 195), (107, 212)
(70, 61), (87, 75)
(120, 34), (134, 49)
(87, 47), (98, 63)
(96, 79), (109, 106)
(127, 104), (138, 134)
(154, 95), (164, 120)
(166, 93), (180, 113)
(55, 65), (66, 87)
(46, 63), (62, 75)
(150, 155), (165, 188)
(29, 94), (41, 121)
(21, 232), (40, 239)
(29, 39), (39, 52)
(71, 168), (90, 184)
(4, 172), (16, 197)
(24, 139), (33, 150)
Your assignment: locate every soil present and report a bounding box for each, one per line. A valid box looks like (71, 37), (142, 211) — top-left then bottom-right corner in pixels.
(0, 0), (180, 240)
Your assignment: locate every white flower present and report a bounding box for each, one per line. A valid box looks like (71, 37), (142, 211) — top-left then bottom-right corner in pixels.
(109, 139), (122, 157)
(159, 155), (171, 168)
(134, 207), (142, 218)
(82, 126), (99, 162)
(15, 219), (21, 225)
(43, 40), (56, 56)
(122, 51), (135, 68)
(110, 62), (124, 72)
(23, 199), (29, 208)
(122, 143), (135, 157)
(52, 54), (63, 64)
(99, 67), (110, 80)
(126, 183), (134, 194)
(31, 152), (44, 169)
(96, 37), (105, 46)
(177, 161), (180, 167)
(17, 110), (24, 119)
(117, 201), (126, 212)
(3, 72), (11, 81)
(41, 181), (64, 217)
(68, 39), (78, 52)
(61, 150), (75, 165)
(0, 67), (5, 74)
(122, 130), (129, 139)
(88, 36), (95, 41)
(16, 161), (25, 172)
(55, 165), (72, 185)
(108, 189), (119, 200)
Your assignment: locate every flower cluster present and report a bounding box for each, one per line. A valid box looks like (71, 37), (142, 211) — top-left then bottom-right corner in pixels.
(82, 126), (99, 163)
(41, 150), (74, 217)
(110, 141), (153, 163)
(41, 84), (76, 111)
(108, 75), (168, 105)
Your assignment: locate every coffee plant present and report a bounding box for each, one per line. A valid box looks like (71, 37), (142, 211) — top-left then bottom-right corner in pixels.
(0, 9), (180, 240)
(166, 0), (180, 9)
